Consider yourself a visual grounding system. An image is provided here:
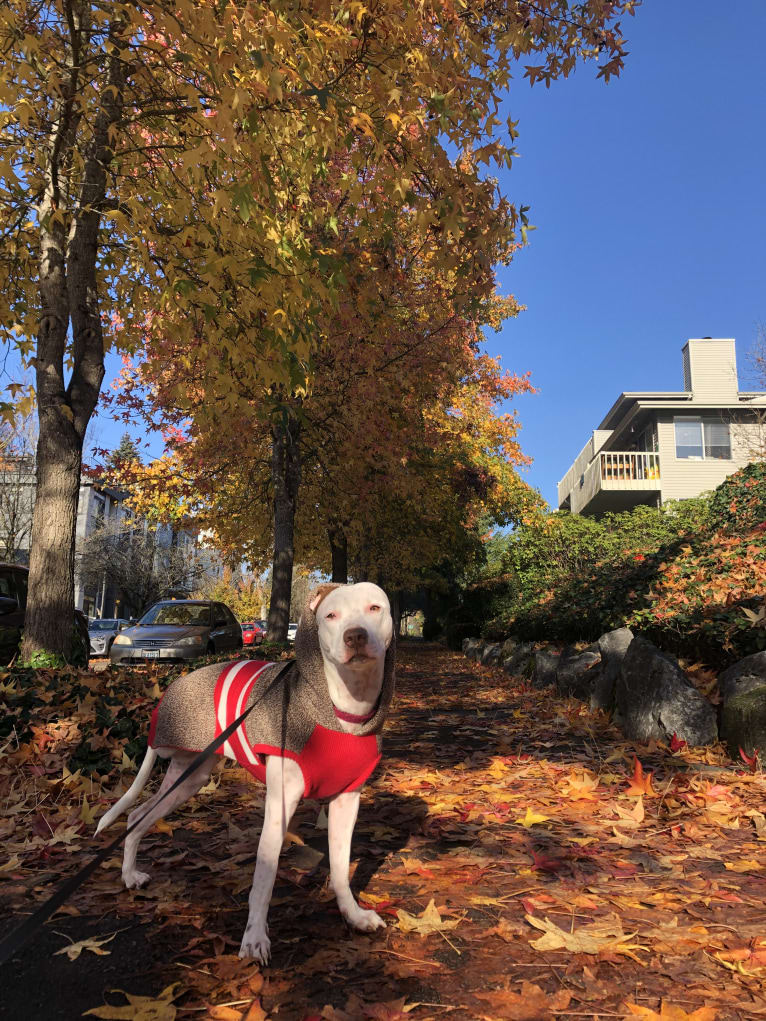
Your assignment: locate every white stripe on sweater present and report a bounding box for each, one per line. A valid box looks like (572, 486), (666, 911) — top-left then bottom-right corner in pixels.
(217, 660), (251, 758)
(231, 663), (270, 765)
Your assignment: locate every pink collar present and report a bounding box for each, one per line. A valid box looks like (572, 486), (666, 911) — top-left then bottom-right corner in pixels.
(333, 705), (376, 724)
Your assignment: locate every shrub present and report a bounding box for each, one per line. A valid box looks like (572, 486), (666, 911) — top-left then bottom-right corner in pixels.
(708, 461), (766, 532)
(451, 464), (765, 665)
(629, 526), (766, 661)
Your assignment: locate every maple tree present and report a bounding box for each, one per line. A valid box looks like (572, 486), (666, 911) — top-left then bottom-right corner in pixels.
(1, 0), (635, 658)
(108, 252), (538, 638)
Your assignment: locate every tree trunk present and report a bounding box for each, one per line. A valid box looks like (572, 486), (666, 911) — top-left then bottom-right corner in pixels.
(389, 590), (402, 638)
(21, 19), (125, 661)
(267, 409), (301, 643)
(23, 413), (83, 658)
(329, 527), (348, 584)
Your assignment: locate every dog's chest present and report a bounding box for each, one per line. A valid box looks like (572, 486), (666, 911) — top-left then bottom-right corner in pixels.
(214, 660), (382, 799)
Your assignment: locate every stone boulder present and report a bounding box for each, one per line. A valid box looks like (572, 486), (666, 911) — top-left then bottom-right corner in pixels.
(556, 644), (601, 699)
(718, 652), (766, 703)
(533, 647), (561, 689)
(462, 637), (483, 661)
(480, 642), (502, 665)
(502, 641), (535, 678)
(721, 686), (766, 759)
(592, 627), (634, 713)
(615, 636), (717, 746)
(500, 637), (518, 660)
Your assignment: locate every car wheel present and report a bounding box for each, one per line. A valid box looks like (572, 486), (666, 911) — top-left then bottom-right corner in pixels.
(207, 641), (215, 656)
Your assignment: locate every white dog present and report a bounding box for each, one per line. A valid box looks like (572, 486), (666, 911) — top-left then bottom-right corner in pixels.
(96, 582), (395, 963)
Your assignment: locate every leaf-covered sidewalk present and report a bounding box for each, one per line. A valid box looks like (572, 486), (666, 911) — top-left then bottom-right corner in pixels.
(2, 643), (766, 1020)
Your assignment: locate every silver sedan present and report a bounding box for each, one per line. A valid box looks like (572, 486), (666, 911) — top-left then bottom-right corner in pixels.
(110, 600), (242, 664)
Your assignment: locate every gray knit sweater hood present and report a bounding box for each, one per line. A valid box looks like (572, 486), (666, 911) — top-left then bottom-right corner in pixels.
(150, 586), (396, 756)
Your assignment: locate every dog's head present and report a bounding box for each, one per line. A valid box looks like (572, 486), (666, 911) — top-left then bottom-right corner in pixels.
(308, 582), (393, 672)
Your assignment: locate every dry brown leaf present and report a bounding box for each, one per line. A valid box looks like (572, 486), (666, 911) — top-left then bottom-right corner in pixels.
(396, 899), (460, 935)
(53, 930), (122, 960)
(208, 1007), (244, 1021)
(474, 981), (571, 1019)
(525, 912), (645, 958)
(83, 983), (179, 1020)
(624, 1002), (717, 1020)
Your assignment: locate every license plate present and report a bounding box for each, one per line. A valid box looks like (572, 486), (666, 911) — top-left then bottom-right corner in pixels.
(144, 649), (160, 659)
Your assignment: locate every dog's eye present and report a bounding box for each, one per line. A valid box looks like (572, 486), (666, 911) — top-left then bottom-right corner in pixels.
(325, 611), (338, 620)
(368, 605), (381, 612)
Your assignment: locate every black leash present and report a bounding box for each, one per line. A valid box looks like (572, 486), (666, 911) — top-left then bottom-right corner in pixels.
(0, 660), (292, 968)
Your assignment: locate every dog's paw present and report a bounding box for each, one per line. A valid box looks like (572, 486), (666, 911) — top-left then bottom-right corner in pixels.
(122, 869), (150, 889)
(239, 927), (271, 964)
(344, 906), (386, 932)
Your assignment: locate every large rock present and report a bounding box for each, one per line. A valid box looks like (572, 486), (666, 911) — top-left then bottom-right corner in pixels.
(615, 636), (717, 746)
(502, 641), (534, 678)
(500, 637), (518, 659)
(718, 652), (766, 703)
(721, 685), (766, 759)
(556, 644), (601, 699)
(462, 637), (483, 661)
(533, 647), (561, 689)
(480, 642), (502, 665)
(592, 627), (634, 713)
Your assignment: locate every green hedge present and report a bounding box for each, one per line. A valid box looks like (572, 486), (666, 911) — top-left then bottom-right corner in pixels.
(449, 465), (766, 665)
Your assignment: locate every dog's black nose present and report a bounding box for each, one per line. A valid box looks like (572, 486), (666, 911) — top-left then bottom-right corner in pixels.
(343, 627), (368, 650)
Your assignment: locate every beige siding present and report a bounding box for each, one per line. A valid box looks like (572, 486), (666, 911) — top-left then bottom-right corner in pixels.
(656, 412), (761, 502)
(683, 338), (738, 400)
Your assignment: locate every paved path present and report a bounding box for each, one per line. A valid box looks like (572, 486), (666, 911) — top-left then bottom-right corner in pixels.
(3, 643), (766, 1020)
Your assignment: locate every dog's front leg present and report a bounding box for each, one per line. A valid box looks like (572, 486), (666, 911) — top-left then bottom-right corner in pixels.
(239, 756), (304, 963)
(328, 789), (386, 932)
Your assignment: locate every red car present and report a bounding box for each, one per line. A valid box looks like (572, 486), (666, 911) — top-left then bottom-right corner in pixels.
(241, 620), (266, 646)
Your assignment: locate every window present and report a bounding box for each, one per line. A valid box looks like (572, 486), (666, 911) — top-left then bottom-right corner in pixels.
(13, 569), (27, 609)
(704, 419), (731, 459)
(674, 418), (731, 460)
(637, 422), (658, 453)
(92, 494), (106, 526)
(0, 569), (15, 599)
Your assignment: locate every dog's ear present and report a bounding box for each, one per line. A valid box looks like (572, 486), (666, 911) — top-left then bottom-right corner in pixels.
(308, 583), (341, 614)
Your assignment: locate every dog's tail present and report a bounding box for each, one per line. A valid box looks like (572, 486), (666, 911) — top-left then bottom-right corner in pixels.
(95, 746), (158, 834)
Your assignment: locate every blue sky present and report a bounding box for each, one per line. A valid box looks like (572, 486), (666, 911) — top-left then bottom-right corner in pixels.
(491, 0), (766, 507)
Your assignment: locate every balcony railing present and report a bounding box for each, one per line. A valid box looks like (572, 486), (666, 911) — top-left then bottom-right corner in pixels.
(600, 451), (660, 483)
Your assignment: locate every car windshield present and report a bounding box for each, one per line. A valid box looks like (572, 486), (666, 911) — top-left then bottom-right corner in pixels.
(139, 604), (212, 627)
(89, 620), (118, 631)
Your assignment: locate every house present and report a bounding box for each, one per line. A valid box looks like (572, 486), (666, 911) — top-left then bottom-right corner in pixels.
(73, 483), (218, 619)
(558, 338), (766, 516)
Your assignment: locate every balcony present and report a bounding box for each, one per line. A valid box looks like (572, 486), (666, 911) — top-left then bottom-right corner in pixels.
(600, 451), (660, 485)
(569, 451), (661, 515)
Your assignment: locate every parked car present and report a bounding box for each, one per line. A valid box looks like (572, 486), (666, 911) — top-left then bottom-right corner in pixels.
(0, 562), (90, 666)
(287, 622), (298, 642)
(110, 599), (242, 664)
(88, 618), (132, 658)
(241, 620), (265, 647)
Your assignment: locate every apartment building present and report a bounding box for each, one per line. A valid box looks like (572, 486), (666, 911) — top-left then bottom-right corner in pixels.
(558, 338), (766, 516)
(0, 469), (222, 618)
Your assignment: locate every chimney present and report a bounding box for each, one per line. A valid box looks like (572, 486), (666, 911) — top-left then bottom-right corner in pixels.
(681, 338), (738, 399)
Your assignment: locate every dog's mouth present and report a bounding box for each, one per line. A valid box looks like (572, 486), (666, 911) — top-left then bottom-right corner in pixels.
(345, 652), (373, 664)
